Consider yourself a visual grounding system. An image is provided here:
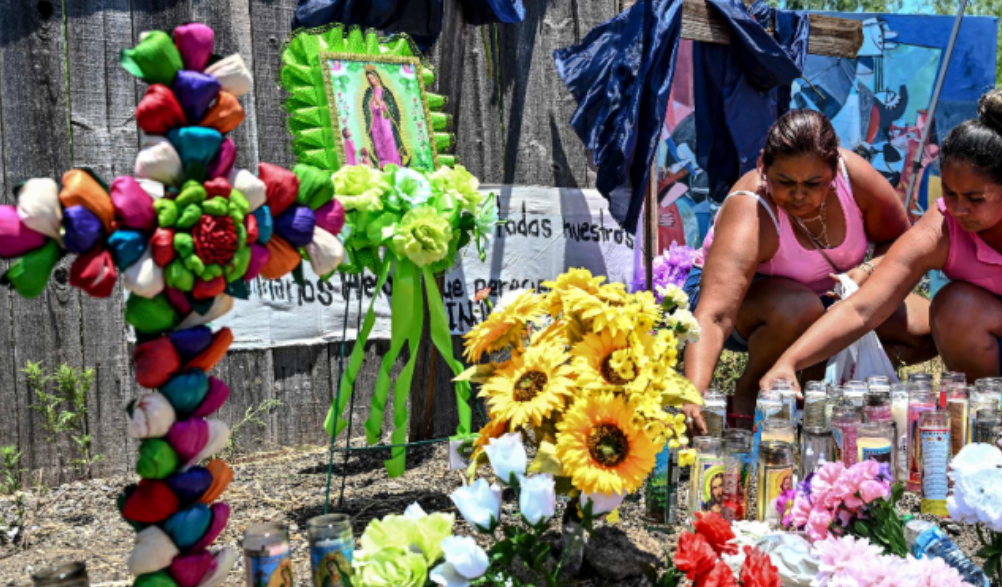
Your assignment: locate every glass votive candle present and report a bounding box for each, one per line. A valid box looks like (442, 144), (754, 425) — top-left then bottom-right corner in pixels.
(243, 522), (292, 587)
(975, 408), (1002, 444)
(800, 426), (834, 479)
(761, 420), (796, 445)
(831, 405), (862, 466)
(757, 440), (794, 525)
(308, 513), (354, 586)
(864, 389), (892, 423)
(704, 390), (727, 438)
(844, 381), (868, 408)
(857, 421), (895, 471)
(32, 563), (88, 587)
(803, 381), (828, 429)
(722, 429), (752, 522)
(690, 436), (725, 519)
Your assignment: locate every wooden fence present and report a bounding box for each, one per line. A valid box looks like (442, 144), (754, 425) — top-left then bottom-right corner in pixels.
(0, 0), (610, 478)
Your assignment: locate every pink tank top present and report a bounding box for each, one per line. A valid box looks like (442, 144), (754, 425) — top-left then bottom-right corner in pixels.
(699, 158), (869, 294)
(938, 199), (1002, 295)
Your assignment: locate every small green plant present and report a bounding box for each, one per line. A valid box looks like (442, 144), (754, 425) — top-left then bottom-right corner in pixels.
(23, 361), (103, 478)
(0, 446), (24, 495)
(223, 399), (284, 459)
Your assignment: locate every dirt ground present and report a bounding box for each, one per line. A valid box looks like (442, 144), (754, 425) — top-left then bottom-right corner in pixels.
(0, 439), (984, 587)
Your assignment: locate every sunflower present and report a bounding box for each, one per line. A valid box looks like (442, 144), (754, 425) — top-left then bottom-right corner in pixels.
(464, 290), (544, 362)
(555, 392), (657, 494)
(629, 290), (663, 333)
(541, 268), (605, 317)
(480, 341), (575, 429)
(561, 284), (635, 336)
(571, 330), (643, 392)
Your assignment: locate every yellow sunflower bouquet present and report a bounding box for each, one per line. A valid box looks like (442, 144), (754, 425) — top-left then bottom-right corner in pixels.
(459, 268), (704, 509)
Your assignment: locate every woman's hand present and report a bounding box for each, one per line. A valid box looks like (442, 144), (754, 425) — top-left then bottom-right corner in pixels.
(682, 402), (707, 436)
(760, 359), (800, 395)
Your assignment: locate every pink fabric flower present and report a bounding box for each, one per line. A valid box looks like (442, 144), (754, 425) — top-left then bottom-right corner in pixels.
(789, 495), (812, 529)
(812, 462), (846, 500)
(859, 479), (889, 504)
(806, 508), (833, 542)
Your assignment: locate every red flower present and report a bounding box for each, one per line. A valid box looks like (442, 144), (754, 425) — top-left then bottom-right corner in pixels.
(696, 560), (736, 587)
(675, 532), (717, 583)
(192, 215), (238, 265)
(739, 546), (781, 587)
(695, 512), (738, 556)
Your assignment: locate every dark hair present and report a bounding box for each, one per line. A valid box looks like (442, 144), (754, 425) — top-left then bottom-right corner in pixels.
(762, 109), (839, 172)
(941, 89), (1002, 185)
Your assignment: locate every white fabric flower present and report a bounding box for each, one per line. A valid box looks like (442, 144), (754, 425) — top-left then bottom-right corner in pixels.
(204, 54), (253, 97)
(135, 135), (182, 187)
(949, 442), (1002, 481)
(671, 308), (701, 344)
(450, 479), (501, 532)
(306, 227), (344, 276)
(656, 284), (689, 312)
(228, 168), (266, 211)
(483, 432), (527, 485)
(580, 490), (627, 516)
(949, 466), (1002, 531)
(404, 502), (428, 519)
(429, 535), (489, 587)
(518, 474), (556, 525)
(16, 178), (62, 241)
(124, 247), (165, 299)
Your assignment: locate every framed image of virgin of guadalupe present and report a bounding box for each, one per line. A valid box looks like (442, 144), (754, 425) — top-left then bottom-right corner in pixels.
(322, 56), (438, 171)
(281, 26), (455, 174)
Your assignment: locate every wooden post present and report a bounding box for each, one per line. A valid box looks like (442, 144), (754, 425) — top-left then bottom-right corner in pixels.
(620, 0), (863, 58)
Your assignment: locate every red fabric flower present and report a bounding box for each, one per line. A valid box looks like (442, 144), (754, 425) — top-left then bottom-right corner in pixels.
(675, 532), (718, 583)
(192, 214), (238, 265)
(696, 560), (736, 587)
(739, 546), (781, 587)
(695, 512), (738, 556)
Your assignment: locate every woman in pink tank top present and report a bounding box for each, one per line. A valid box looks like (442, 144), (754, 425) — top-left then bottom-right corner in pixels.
(763, 90), (1002, 391)
(683, 110), (935, 431)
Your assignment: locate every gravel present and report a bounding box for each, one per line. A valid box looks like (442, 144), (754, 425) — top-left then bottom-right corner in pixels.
(0, 441), (986, 586)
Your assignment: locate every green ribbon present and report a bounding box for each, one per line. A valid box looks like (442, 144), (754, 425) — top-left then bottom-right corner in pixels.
(422, 266), (473, 436)
(324, 252), (392, 437)
(364, 259), (425, 477)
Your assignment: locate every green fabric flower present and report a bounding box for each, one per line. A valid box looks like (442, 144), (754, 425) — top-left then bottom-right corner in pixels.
(358, 515), (416, 557)
(475, 192), (498, 260)
(333, 165), (387, 212)
(391, 206), (453, 267)
(389, 166), (432, 209)
(430, 165), (482, 213)
(354, 546), (427, 587)
(410, 512), (454, 564)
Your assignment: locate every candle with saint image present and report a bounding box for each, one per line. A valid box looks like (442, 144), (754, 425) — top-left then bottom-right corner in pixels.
(907, 387), (937, 492)
(919, 410), (950, 517)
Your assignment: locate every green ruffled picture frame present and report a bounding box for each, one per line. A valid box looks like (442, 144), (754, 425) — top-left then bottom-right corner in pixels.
(282, 25), (457, 173)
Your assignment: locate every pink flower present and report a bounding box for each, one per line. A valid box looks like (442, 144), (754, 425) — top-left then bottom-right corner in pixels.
(789, 495), (812, 529)
(859, 479), (889, 504)
(812, 462), (846, 500)
(814, 535), (884, 586)
(857, 460), (880, 480)
(806, 507), (833, 542)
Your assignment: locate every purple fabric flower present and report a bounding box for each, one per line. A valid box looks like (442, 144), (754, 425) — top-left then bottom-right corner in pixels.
(62, 205), (104, 253)
(632, 241), (698, 301)
(272, 205), (316, 248)
(172, 70), (221, 122)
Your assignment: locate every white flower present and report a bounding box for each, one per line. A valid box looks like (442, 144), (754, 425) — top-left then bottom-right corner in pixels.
(579, 490), (627, 516)
(450, 479), (502, 532)
(430, 535), (489, 587)
(656, 284), (689, 312)
(518, 474), (556, 525)
(949, 466), (1002, 531)
(949, 442), (1002, 481)
(668, 308), (701, 344)
(483, 432), (527, 484)
(404, 502), (428, 519)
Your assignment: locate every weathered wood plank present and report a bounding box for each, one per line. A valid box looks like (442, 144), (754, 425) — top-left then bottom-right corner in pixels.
(249, 0), (297, 169)
(65, 0), (136, 477)
(273, 345), (331, 446)
(0, 0), (83, 483)
(219, 349), (276, 454)
(619, 0), (863, 58)
(0, 52), (15, 455)
(192, 0), (261, 171)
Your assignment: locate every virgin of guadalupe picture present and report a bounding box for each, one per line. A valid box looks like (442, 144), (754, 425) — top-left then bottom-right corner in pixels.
(323, 55), (438, 171)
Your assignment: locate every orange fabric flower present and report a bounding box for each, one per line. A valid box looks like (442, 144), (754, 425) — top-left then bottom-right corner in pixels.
(199, 91), (245, 134)
(199, 459), (233, 504)
(260, 235), (300, 279)
(186, 327), (233, 372)
(59, 169), (114, 233)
